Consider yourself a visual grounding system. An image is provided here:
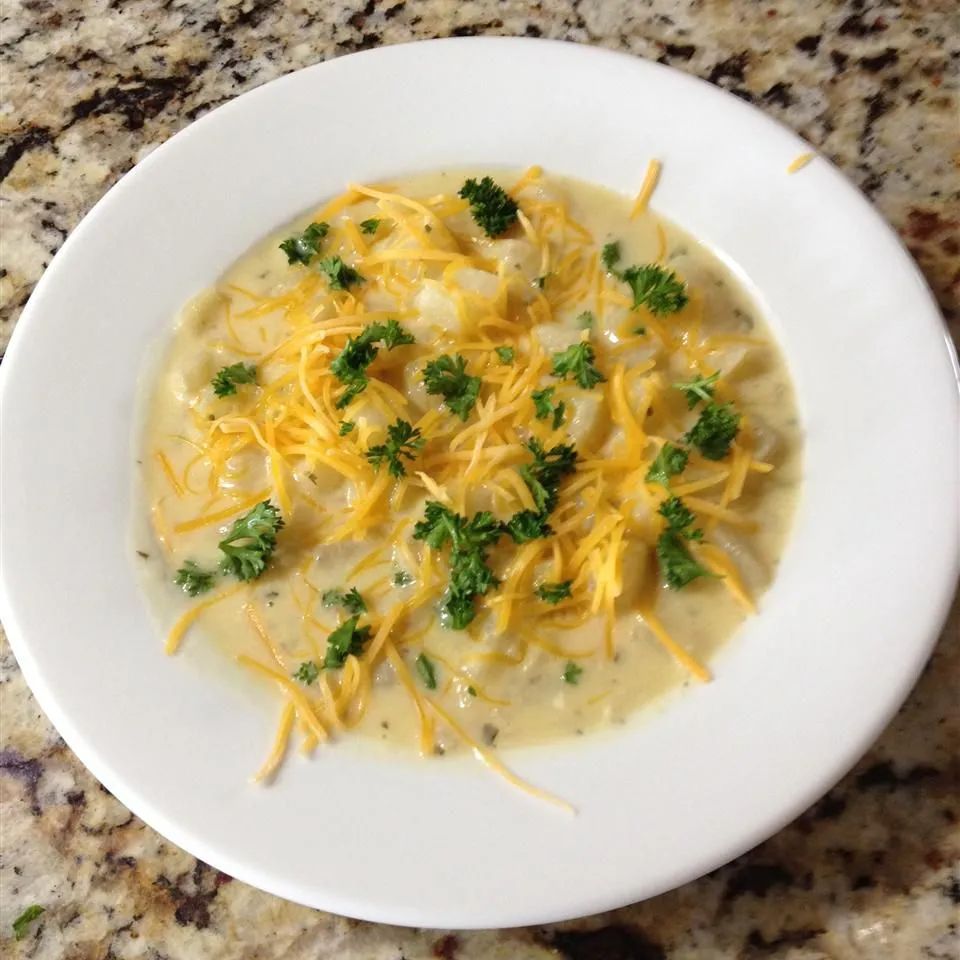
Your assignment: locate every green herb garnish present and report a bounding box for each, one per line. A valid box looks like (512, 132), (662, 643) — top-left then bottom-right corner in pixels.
(393, 570), (413, 587)
(621, 263), (688, 316)
(645, 442), (689, 487)
(293, 661), (319, 685)
(422, 353), (481, 421)
(532, 386), (565, 427)
(495, 345), (515, 365)
(502, 509), (552, 543)
(174, 560), (216, 596)
(517, 438), (578, 514)
(535, 580), (573, 604)
(279, 221), (329, 265)
(601, 241), (621, 272)
(339, 420), (355, 436)
(323, 615), (372, 669)
(413, 502), (503, 629)
(551, 342), (605, 389)
(561, 662), (583, 685)
(376, 318), (416, 349)
(211, 362), (256, 398)
(684, 401), (740, 460)
(218, 501), (284, 581)
(458, 176), (519, 237)
(359, 218), (381, 235)
(415, 653), (438, 689)
(576, 311), (595, 329)
(503, 439), (578, 543)
(674, 371), (719, 409)
(656, 495), (713, 590)
(365, 418), (424, 478)
(322, 586), (366, 615)
(12, 905), (45, 941)
(318, 255), (364, 291)
(330, 320), (415, 408)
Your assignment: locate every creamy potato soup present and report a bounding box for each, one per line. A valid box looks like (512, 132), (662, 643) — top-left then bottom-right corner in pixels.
(137, 167), (801, 785)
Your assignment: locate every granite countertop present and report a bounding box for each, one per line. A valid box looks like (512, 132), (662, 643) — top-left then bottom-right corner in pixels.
(2, 1), (958, 957)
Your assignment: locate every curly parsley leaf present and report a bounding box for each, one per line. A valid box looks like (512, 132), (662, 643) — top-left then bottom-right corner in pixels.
(601, 241), (622, 273)
(293, 661), (319, 685)
(684, 401), (740, 460)
(518, 438), (578, 514)
(322, 586), (367, 615)
(413, 502), (503, 629)
(318, 255), (364, 291)
(174, 560), (216, 597)
(365, 418), (424, 478)
(674, 370), (720, 409)
(376, 317), (416, 349)
(458, 176), (519, 238)
(218, 500), (284, 582)
(393, 570), (413, 587)
(359, 217), (381, 235)
(656, 495), (712, 590)
(551, 342), (605, 389)
(339, 420), (355, 436)
(658, 496), (703, 540)
(422, 353), (481, 421)
(330, 321), (416, 409)
(535, 580), (573, 604)
(323, 615), (372, 669)
(279, 221), (329, 265)
(645, 442), (689, 487)
(211, 362), (256, 398)
(561, 662), (583, 685)
(621, 263), (688, 316)
(495, 345), (515, 365)
(503, 509), (552, 544)
(657, 531), (711, 589)
(12, 905), (45, 941)
(415, 653), (438, 689)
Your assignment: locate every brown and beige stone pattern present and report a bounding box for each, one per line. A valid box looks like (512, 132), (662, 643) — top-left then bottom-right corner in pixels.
(1, 1), (958, 957)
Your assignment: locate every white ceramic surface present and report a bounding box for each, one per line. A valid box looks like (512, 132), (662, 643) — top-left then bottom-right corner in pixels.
(1, 39), (957, 929)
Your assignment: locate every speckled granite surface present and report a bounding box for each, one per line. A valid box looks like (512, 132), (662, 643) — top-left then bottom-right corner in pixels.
(2, 1), (959, 957)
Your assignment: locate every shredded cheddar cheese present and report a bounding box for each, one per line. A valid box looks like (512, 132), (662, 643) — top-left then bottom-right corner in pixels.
(144, 166), (799, 805)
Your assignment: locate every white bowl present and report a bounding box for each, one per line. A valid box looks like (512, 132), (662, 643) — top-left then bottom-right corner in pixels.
(1, 38), (957, 928)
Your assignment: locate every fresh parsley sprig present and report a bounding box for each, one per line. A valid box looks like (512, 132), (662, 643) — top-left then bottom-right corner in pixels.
(279, 222), (329, 265)
(330, 320), (415, 409)
(365, 418), (424, 478)
(413, 502), (504, 629)
(674, 371), (719, 409)
(684, 402), (740, 460)
(645, 442), (689, 488)
(601, 238), (689, 316)
(422, 353), (481, 421)
(323, 615), (372, 669)
(212, 362), (256, 398)
(322, 586), (366, 615)
(503, 439), (578, 543)
(174, 560), (216, 596)
(318, 255), (364, 291)
(656, 495), (714, 590)
(551, 342), (605, 390)
(531, 387), (565, 429)
(218, 500), (284, 582)
(458, 176), (519, 237)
